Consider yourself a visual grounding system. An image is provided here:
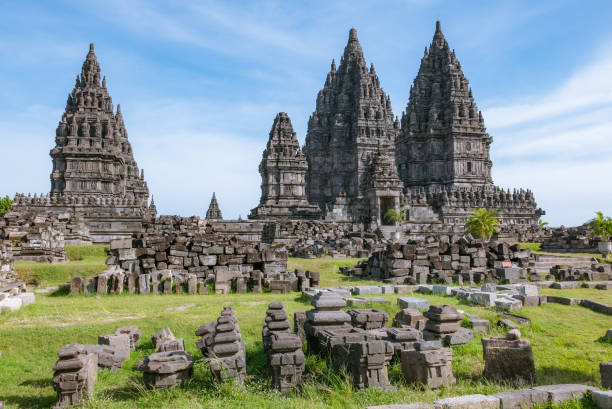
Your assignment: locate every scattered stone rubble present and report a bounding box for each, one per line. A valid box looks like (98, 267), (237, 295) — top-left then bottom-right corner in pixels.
(1, 211), (67, 262)
(342, 236), (536, 285)
(423, 305), (473, 346)
(52, 344), (98, 408)
(0, 241), (34, 312)
(262, 302), (305, 393)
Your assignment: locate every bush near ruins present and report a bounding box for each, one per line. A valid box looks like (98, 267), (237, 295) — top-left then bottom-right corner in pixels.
(587, 211), (612, 241)
(0, 195), (12, 217)
(464, 208), (500, 241)
(383, 207), (407, 224)
(538, 219), (549, 228)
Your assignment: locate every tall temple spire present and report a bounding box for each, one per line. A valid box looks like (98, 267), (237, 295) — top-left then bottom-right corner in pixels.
(304, 28), (398, 222)
(205, 192), (223, 220)
(49, 43), (150, 206)
(396, 20), (492, 188)
(249, 113), (320, 220)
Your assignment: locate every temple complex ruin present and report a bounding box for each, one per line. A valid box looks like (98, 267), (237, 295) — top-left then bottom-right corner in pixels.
(13, 22), (543, 246)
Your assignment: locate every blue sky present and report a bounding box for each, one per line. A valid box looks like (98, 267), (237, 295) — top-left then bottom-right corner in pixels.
(1, 0), (611, 226)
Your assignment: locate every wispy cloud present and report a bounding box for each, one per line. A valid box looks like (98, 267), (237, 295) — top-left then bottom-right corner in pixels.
(486, 46), (612, 225)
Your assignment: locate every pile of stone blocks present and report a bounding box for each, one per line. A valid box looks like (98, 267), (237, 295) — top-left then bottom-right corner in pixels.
(80, 344), (126, 371)
(482, 329), (536, 386)
(102, 233), (294, 295)
(206, 307), (246, 383)
(401, 340), (455, 389)
(1, 210), (66, 262)
(115, 326), (141, 350)
(348, 308), (389, 329)
(137, 350), (194, 389)
(195, 321), (216, 356)
(376, 327), (423, 359)
(303, 291), (352, 355)
(342, 236), (536, 285)
(262, 302), (304, 393)
(423, 305), (473, 346)
(152, 327), (185, 352)
(393, 308), (426, 330)
(52, 344), (98, 408)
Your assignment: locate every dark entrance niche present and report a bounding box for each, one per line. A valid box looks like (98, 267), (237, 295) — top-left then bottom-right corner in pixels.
(380, 196), (396, 226)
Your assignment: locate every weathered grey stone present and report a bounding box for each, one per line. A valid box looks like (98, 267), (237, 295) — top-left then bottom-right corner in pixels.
(398, 297), (429, 310)
(531, 384), (597, 403)
(98, 333), (130, 357)
(137, 350), (194, 389)
(602, 361), (612, 389)
(433, 394), (500, 409)
(493, 389), (548, 409)
(482, 331), (536, 386)
(593, 390), (612, 409)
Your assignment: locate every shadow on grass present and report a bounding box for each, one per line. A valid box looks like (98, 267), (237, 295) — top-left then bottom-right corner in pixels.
(536, 366), (598, 385)
(3, 393), (56, 409)
(49, 286), (69, 297)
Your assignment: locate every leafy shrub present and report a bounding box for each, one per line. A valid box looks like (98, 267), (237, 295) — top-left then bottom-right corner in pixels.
(465, 208), (499, 241)
(0, 195), (13, 217)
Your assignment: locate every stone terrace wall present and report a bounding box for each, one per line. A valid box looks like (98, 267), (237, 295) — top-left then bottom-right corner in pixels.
(342, 235), (536, 285)
(0, 211), (66, 262)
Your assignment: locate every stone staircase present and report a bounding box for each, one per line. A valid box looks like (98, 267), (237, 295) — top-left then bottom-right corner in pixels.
(532, 254), (594, 274)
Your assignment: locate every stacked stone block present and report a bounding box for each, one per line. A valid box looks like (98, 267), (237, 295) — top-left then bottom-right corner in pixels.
(262, 302), (304, 393)
(152, 327), (185, 352)
(137, 350), (194, 389)
(423, 305), (473, 346)
(401, 340), (455, 389)
(343, 236), (536, 285)
(52, 344), (98, 408)
(348, 309), (389, 330)
(207, 307), (246, 383)
(393, 308), (427, 330)
(344, 341), (394, 390)
(303, 291), (352, 355)
(482, 330), (536, 386)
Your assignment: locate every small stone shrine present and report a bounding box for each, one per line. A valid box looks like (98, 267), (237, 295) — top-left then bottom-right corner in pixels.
(262, 302), (305, 393)
(423, 305), (473, 346)
(303, 291), (352, 354)
(137, 350), (194, 389)
(207, 307), (246, 383)
(205, 192), (223, 220)
(401, 340), (455, 389)
(52, 344), (98, 408)
(482, 329), (536, 386)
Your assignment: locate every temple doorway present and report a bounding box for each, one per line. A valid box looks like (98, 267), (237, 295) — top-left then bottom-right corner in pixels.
(379, 196), (396, 226)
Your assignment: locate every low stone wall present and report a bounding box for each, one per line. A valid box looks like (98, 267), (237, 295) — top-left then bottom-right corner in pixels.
(341, 236), (535, 285)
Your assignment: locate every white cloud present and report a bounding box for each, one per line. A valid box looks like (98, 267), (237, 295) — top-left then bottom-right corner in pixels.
(486, 46), (612, 226)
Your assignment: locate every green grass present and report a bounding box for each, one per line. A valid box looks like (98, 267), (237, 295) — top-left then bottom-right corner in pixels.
(541, 288), (612, 304)
(1, 248), (609, 408)
(14, 245), (108, 287)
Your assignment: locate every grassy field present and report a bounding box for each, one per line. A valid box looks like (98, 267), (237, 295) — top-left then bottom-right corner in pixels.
(1, 248), (610, 409)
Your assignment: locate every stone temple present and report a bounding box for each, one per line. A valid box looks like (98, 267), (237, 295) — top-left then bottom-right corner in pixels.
(13, 44), (155, 243)
(303, 28), (400, 226)
(253, 23), (542, 234)
(249, 113), (321, 220)
(205, 193), (223, 220)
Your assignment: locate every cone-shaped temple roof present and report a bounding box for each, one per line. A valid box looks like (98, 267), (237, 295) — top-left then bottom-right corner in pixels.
(206, 192), (223, 220)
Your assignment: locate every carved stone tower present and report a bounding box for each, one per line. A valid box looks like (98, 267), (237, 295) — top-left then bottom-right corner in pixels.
(206, 192), (223, 220)
(249, 113), (321, 220)
(50, 43), (149, 205)
(304, 28), (399, 222)
(396, 22), (493, 188)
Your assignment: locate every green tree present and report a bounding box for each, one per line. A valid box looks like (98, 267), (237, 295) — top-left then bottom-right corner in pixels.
(538, 219), (549, 228)
(464, 208), (500, 241)
(0, 195), (13, 217)
(587, 211), (612, 242)
(384, 208), (407, 224)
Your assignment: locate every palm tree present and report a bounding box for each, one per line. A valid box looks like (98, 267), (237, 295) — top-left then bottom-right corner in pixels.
(538, 219), (549, 228)
(464, 208), (500, 241)
(384, 208), (407, 224)
(587, 211), (612, 242)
